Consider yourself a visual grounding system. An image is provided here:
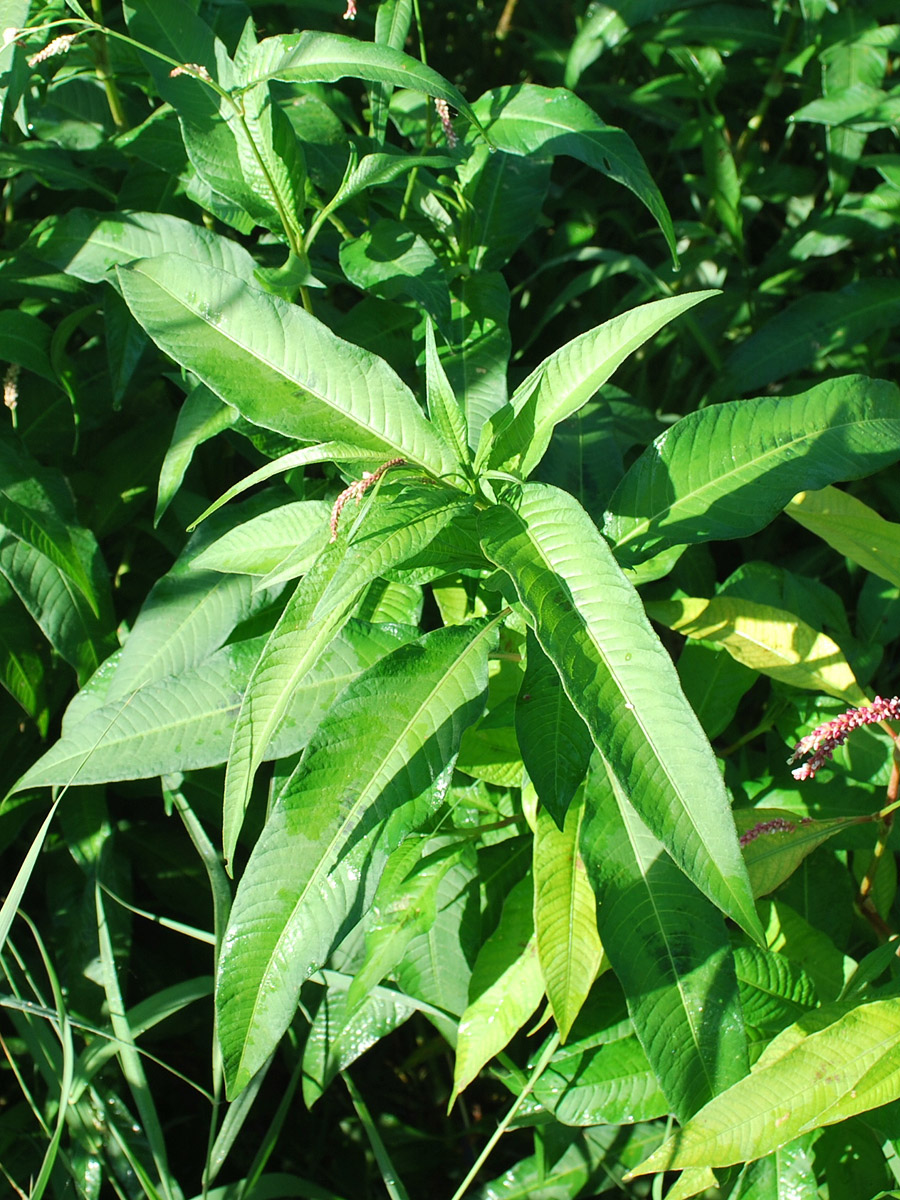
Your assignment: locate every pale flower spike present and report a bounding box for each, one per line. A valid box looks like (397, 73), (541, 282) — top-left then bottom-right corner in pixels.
(788, 696), (900, 781)
(27, 32), (78, 67)
(434, 98), (458, 148)
(3, 364), (19, 413)
(343, 0), (358, 19)
(170, 63), (212, 81)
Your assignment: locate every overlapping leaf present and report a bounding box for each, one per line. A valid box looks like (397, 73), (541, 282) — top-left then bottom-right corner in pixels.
(117, 254), (456, 476)
(581, 758), (749, 1120)
(217, 619), (495, 1095)
(478, 483), (760, 938)
(605, 376), (900, 566)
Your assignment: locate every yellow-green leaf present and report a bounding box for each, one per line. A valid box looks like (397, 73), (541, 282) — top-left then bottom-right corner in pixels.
(647, 596), (867, 705)
(787, 486), (900, 588)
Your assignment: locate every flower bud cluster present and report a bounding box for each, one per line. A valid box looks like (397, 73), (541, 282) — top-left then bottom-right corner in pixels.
(788, 696), (900, 781)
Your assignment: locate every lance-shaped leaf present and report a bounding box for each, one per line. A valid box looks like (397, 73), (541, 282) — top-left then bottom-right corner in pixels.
(451, 873), (544, 1105)
(242, 31), (483, 134)
(516, 628), (593, 829)
(533, 1036), (669, 1127)
(117, 255), (456, 477)
(471, 84), (675, 261)
(533, 794), (604, 1042)
(786, 486), (900, 589)
(734, 809), (860, 900)
(646, 596), (868, 706)
(222, 489), (467, 865)
(629, 995), (900, 1176)
(13, 622), (402, 792)
(478, 292), (717, 478)
(217, 619), (495, 1096)
(604, 376), (900, 567)
(478, 483), (761, 939)
(581, 757), (749, 1120)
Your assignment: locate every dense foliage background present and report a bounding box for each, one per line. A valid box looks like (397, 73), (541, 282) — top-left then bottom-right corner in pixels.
(3, 1), (900, 1197)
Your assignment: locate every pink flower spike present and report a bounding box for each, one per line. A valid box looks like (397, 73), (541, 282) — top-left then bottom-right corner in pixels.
(328, 458), (405, 543)
(343, 0), (357, 19)
(788, 696), (900, 781)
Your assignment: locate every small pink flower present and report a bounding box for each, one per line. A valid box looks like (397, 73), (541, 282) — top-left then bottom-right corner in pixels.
(788, 696), (900, 781)
(343, 0), (357, 19)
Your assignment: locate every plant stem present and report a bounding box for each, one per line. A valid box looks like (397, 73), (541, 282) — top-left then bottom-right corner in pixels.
(449, 1033), (560, 1200)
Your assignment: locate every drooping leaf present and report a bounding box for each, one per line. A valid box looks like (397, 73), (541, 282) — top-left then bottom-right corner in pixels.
(533, 794), (604, 1041)
(451, 872), (544, 1104)
(117, 255), (457, 477)
(605, 376), (900, 566)
(217, 619), (495, 1095)
(630, 995), (900, 1176)
(787, 486), (900, 589)
(647, 596), (868, 705)
(581, 757), (749, 1120)
(471, 84), (676, 262)
(242, 30), (484, 135)
(478, 483), (760, 939)
(516, 628), (592, 829)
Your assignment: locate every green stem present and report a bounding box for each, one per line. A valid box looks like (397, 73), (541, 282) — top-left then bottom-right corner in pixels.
(449, 1033), (560, 1200)
(89, 0), (128, 130)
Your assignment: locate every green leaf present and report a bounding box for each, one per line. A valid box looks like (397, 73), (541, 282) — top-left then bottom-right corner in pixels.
(191, 501), (331, 578)
(339, 219), (451, 335)
(30, 208), (256, 285)
(471, 83), (676, 263)
(717, 282), (900, 396)
(451, 873), (544, 1104)
(735, 944), (819, 1063)
(444, 272), (511, 449)
(630, 995), (900, 1176)
(423, 318), (469, 474)
(533, 1035), (670, 1127)
(479, 292), (717, 478)
(370, 0), (414, 142)
(243, 31), (484, 135)
(315, 149), (455, 229)
(604, 376), (900, 566)
(456, 144), (552, 272)
(735, 809), (860, 899)
(533, 794), (604, 1041)
(0, 439), (101, 615)
(117, 255), (456, 477)
(647, 596), (867, 705)
(787, 486), (900, 589)
(13, 622), (404, 790)
(478, 483), (761, 939)
(217, 619), (495, 1096)
(581, 757), (749, 1120)
(516, 629), (592, 829)
(302, 975), (419, 1108)
(0, 533), (114, 685)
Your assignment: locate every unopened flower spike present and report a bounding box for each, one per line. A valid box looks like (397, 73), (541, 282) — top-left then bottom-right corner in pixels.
(329, 457), (405, 542)
(788, 696), (900, 782)
(170, 63), (212, 82)
(27, 32), (78, 67)
(434, 98), (458, 149)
